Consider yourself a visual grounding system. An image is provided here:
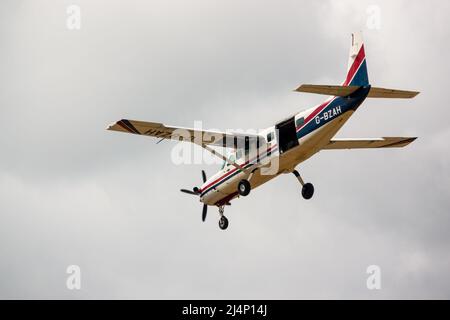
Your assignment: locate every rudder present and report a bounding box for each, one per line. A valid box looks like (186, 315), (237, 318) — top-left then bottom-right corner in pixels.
(343, 32), (369, 86)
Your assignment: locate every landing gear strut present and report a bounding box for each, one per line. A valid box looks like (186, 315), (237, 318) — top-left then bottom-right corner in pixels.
(218, 206), (229, 230)
(293, 170), (314, 200)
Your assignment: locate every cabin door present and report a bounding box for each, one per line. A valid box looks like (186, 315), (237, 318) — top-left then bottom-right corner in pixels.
(275, 117), (299, 154)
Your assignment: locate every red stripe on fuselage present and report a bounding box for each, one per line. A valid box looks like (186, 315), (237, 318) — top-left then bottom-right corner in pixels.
(304, 98), (333, 124)
(296, 96), (337, 133)
(199, 144), (278, 193)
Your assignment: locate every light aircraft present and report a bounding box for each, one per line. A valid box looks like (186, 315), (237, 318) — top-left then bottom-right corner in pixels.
(107, 32), (419, 230)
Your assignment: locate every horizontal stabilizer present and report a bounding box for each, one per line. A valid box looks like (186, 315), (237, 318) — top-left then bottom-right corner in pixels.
(295, 84), (359, 96)
(295, 84), (419, 99)
(323, 137), (417, 150)
(367, 87), (419, 98)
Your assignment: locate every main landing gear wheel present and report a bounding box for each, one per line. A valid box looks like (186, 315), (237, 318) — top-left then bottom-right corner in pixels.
(238, 179), (251, 196)
(219, 216), (229, 230)
(301, 183), (314, 200)
(293, 169), (314, 200)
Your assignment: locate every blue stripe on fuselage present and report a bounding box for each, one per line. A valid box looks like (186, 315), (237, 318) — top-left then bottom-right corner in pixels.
(201, 87), (370, 199)
(297, 86), (370, 140)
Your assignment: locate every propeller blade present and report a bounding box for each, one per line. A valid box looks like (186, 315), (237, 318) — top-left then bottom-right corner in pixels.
(180, 189), (198, 196)
(202, 170), (207, 183)
(202, 204), (207, 222)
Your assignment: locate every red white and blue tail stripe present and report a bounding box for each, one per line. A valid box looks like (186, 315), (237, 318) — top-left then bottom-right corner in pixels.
(343, 32), (369, 87)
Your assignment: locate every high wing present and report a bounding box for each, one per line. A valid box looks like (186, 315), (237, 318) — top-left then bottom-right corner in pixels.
(107, 119), (263, 148)
(322, 137), (417, 150)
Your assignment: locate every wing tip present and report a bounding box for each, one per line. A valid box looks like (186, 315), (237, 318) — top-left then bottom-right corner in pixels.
(381, 136), (417, 148)
(106, 120), (122, 131)
(105, 119), (141, 134)
(106, 123), (116, 130)
(406, 91), (420, 99)
(406, 137), (418, 144)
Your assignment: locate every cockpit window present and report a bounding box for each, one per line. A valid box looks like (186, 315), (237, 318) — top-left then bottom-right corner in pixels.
(221, 153), (236, 170)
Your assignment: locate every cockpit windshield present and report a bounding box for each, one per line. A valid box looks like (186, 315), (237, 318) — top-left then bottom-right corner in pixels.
(221, 154), (235, 169)
(220, 150), (244, 170)
(220, 137), (262, 170)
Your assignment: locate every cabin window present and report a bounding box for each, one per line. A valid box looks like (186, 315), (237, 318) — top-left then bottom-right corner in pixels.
(267, 132), (274, 143)
(236, 150), (243, 160)
(296, 117), (305, 128)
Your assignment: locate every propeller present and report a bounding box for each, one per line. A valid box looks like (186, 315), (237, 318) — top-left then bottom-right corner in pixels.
(202, 170), (207, 183)
(180, 170), (208, 222)
(180, 189), (198, 195)
(202, 204), (207, 222)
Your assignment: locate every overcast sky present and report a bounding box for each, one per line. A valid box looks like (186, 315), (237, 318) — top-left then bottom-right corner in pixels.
(1, 0), (449, 299)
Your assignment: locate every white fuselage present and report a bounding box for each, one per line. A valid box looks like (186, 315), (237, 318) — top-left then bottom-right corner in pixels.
(199, 93), (361, 207)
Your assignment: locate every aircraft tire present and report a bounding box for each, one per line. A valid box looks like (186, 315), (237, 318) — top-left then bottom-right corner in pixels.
(219, 216), (229, 230)
(238, 179), (251, 196)
(302, 183), (314, 200)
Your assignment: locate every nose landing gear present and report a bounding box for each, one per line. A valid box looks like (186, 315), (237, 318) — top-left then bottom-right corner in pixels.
(293, 169), (314, 200)
(218, 206), (229, 230)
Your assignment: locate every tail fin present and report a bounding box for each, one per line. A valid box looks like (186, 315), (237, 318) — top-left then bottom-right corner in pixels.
(343, 32), (369, 86)
(294, 32), (420, 99)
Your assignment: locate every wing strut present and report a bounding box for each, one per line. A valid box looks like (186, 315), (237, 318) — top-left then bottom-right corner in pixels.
(201, 144), (244, 172)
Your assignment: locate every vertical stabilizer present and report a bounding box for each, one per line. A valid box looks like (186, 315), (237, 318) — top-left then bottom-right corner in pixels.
(343, 32), (369, 86)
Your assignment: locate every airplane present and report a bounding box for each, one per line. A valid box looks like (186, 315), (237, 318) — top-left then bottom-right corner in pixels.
(107, 32), (419, 230)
